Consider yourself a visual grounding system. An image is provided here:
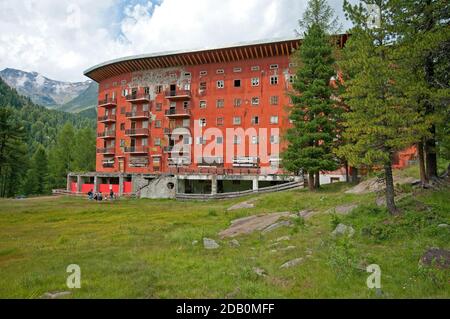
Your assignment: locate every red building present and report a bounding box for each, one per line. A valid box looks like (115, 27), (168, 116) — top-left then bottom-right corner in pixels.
(68, 35), (358, 198)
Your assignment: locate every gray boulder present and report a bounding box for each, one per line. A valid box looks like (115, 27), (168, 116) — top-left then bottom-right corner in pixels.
(332, 223), (355, 238)
(280, 257), (304, 269)
(203, 238), (220, 249)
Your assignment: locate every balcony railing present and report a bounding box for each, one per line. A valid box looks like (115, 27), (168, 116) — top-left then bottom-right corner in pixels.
(125, 128), (150, 136)
(98, 114), (116, 122)
(97, 147), (115, 155)
(98, 97), (117, 107)
(165, 108), (191, 117)
(125, 111), (150, 119)
(124, 146), (149, 154)
(125, 93), (151, 102)
(165, 89), (191, 99)
(97, 130), (116, 138)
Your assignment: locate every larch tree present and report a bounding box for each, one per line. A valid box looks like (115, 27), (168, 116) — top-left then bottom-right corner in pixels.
(337, 0), (428, 214)
(282, 0), (342, 190)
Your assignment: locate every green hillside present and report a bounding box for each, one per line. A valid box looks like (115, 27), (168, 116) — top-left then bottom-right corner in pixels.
(60, 81), (98, 115)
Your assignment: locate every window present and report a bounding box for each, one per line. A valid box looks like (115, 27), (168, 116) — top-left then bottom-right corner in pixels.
(184, 72), (191, 78)
(233, 135), (241, 144)
(199, 118), (207, 127)
(251, 66), (260, 71)
(251, 136), (259, 144)
(251, 77), (260, 86)
(183, 119), (190, 127)
(199, 100), (207, 109)
(251, 97), (260, 105)
(170, 101), (176, 108)
(155, 85), (163, 94)
(120, 107), (126, 114)
(121, 89), (128, 97)
(183, 137), (192, 145)
(289, 62), (297, 68)
(120, 123), (125, 131)
(216, 136), (223, 144)
(155, 120), (162, 128)
(233, 67), (242, 73)
(234, 79), (241, 87)
(270, 75), (278, 85)
(200, 70), (207, 76)
(234, 98), (242, 107)
(144, 87), (150, 94)
(270, 116), (279, 124)
(251, 116), (259, 125)
(143, 103), (149, 111)
(270, 135), (280, 144)
(142, 121), (149, 129)
(199, 82), (207, 90)
(120, 139), (125, 147)
(183, 101), (190, 108)
(156, 103), (162, 111)
(216, 117), (224, 126)
(270, 64), (279, 69)
(154, 138), (161, 146)
(270, 96), (279, 105)
(289, 75), (295, 84)
(142, 138), (148, 146)
(217, 80), (225, 88)
(233, 117), (241, 125)
(121, 80), (127, 86)
(216, 99), (224, 108)
(216, 69), (225, 74)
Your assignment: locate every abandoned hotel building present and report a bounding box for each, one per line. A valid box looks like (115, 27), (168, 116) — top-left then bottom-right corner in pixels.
(67, 34), (415, 199)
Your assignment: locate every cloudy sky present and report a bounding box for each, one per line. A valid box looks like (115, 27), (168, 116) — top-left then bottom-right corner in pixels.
(0, 0), (354, 82)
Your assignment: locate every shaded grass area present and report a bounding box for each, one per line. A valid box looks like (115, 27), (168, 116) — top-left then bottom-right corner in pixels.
(0, 182), (448, 298)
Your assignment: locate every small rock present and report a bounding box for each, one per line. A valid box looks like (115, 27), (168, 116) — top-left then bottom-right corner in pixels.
(203, 237), (220, 249)
(41, 291), (72, 299)
(276, 236), (291, 242)
(227, 200), (256, 211)
(253, 267), (267, 277)
(437, 224), (448, 228)
(420, 248), (450, 269)
(229, 239), (240, 247)
(270, 249), (278, 253)
(298, 209), (317, 219)
(261, 220), (292, 233)
(334, 204), (358, 215)
(280, 246), (296, 251)
(332, 223), (355, 238)
(280, 257), (304, 269)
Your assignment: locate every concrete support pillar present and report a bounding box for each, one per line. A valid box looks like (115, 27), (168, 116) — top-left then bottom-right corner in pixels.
(94, 176), (99, 192)
(252, 177), (259, 192)
(176, 177), (185, 194)
(76, 175), (82, 193)
(67, 174), (71, 191)
(119, 175), (124, 196)
(211, 175), (217, 195)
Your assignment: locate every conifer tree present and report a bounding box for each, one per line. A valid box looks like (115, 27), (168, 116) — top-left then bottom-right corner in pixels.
(337, 0), (428, 214)
(282, 0), (341, 190)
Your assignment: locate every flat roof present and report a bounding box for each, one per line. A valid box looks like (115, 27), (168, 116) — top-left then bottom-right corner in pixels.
(84, 34), (348, 83)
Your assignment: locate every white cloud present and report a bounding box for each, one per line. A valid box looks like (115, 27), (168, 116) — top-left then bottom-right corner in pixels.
(0, 0), (352, 82)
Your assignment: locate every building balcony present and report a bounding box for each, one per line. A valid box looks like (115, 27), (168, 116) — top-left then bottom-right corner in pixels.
(232, 156), (259, 168)
(98, 114), (116, 123)
(165, 89), (191, 100)
(98, 98), (117, 108)
(125, 93), (151, 103)
(97, 130), (116, 139)
(97, 147), (115, 155)
(125, 128), (150, 137)
(168, 156), (191, 166)
(125, 111), (150, 119)
(164, 145), (191, 154)
(124, 146), (149, 154)
(165, 108), (191, 118)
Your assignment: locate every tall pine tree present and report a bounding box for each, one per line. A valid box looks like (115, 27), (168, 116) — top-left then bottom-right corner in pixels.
(282, 0), (341, 190)
(337, 0), (428, 214)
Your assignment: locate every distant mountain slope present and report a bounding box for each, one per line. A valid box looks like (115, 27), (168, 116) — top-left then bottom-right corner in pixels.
(0, 68), (91, 108)
(61, 81), (98, 114)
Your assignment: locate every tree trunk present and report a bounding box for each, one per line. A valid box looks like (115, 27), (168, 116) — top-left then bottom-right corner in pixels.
(344, 160), (349, 183)
(308, 172), (315, 191)
(384, 163), (398, 215)
(315, 171), (320, 189)
(351, 167), (358, 183)
(417, 141), (429, 186)
(425, 125), (438, 179)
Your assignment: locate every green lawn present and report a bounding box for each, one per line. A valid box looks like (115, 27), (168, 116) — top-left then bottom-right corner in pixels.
(0, 182), (448, 298)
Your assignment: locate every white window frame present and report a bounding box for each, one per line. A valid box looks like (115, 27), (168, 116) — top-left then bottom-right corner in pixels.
(251, 97), (260, 105)
(233, 117), (241, 125)
(251, 77), (260, 87)
(233, 67), (242, 73)
(216, 69), (225, 74)
(199, 100), (207, 109)
(251, 66), (260, 71)
(217, 80), (225, 89)
(200, 70), (207, 76)
(199, 118), (207, 127)
(270, 116), (279, 124)
(270, 64), (279, 69)
(270, 135), (280, 144)
(270, 75), (278, 85)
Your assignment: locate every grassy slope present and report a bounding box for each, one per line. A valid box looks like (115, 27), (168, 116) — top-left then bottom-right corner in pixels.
(0, 182), (448, 299)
